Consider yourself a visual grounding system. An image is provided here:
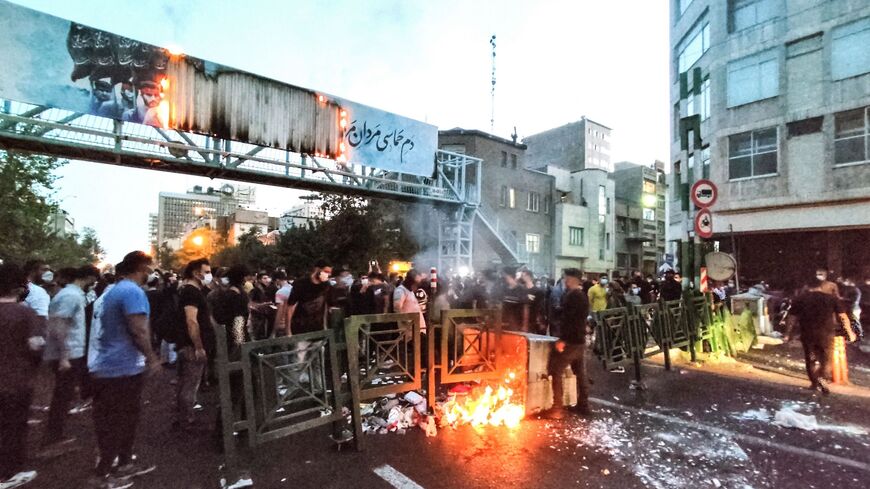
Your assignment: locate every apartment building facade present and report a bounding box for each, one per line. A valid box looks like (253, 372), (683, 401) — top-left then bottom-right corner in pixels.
(670, 0), (870, 285)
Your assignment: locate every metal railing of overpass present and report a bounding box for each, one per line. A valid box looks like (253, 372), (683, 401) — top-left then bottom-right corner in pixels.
(0, 99), (482, 207)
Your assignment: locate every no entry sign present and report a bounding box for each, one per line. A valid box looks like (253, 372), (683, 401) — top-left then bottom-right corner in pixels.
(694, 209), (714, 239)
(691, 179), (718, 208)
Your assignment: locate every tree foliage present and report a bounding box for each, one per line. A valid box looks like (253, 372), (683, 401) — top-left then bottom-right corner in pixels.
(208, 194), (422, 277)
(0, 150), (104, 267)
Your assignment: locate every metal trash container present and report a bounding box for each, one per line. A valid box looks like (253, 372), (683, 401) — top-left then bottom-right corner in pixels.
(730, 293), (771, 335)
(499, 331), (577, 414)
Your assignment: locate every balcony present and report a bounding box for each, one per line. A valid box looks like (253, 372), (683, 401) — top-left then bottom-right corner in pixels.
(624, 231), (655, 243)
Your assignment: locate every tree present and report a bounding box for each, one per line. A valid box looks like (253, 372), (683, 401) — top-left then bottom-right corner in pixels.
(0, 150), (105, 267)
(156, 242), (179, 271)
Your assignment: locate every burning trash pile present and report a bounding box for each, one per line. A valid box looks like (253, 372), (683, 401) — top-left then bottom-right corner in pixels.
(359, 370), (526, 436)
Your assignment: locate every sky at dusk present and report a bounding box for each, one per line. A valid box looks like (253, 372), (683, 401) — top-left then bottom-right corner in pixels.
(11, 0), (670, 262)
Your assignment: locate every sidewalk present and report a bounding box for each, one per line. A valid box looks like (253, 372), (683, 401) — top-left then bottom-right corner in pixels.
(737, 337), (870, 389)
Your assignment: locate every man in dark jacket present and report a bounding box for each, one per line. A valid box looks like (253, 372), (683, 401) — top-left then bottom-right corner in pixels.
(660, 270), (683, 302)
(543, 268), (590, 419)
(787, 278), (847, 394)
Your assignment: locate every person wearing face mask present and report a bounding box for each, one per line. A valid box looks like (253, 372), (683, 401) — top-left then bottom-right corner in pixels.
(174, 258), (213, 432)
(814, 269), (840, 298)
(39, 265), (100, 455)
(87, 251), (160, 486)
(393, 269), (427, 333)
(23, 260), (52, 339)
(587, 274), (609, 313)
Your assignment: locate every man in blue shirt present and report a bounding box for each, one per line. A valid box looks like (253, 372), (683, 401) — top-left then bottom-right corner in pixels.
(87, 251), (160, 489)
(41, 265), (99, 451)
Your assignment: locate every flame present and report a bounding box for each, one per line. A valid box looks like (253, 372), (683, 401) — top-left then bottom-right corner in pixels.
(441, 370), (525, 429)
(157, 100), (170, 129)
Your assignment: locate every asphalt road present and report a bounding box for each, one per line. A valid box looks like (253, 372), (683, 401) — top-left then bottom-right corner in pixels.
(24, 353), (870, 489)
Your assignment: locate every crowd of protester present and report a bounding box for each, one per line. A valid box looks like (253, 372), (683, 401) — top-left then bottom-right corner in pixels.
(2, 250), (867, 488)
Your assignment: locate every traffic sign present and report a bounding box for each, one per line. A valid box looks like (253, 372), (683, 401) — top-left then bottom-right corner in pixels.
(694, 209), (714, 239)
(691, 179), (718, 208)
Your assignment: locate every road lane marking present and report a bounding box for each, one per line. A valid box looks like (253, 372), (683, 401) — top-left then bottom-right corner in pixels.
(373, 464), (425, 489)
(590, 397), (870, 473)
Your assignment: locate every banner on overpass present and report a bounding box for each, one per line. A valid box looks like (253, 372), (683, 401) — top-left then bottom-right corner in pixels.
(0, 0), (436, 177)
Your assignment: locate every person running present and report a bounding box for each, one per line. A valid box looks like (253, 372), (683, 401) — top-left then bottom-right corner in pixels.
(543, 268), (590, 419)
(87, 251), (159, 488)
(40, 265), (100, 454)
(0, 264), (43, 489)
(174, 258), (213, 431)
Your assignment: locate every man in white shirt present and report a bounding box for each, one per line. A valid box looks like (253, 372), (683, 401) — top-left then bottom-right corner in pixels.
(24, 260), (51, 336)
(41, 265), (99, 451)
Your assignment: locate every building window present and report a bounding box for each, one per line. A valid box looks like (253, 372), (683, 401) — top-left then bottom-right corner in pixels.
(657, 221), (666, 235)
(605, 232), (611, 250)
(630, 219), (640, 234)
(657, 194), (666, 210)
(728, 127), (778, 179)
(544, 196), (551, 214)
(834, 107), (869, 165)
(501, 151), (507, 167)
(643, 181), (656, 194)
(617, 253), (629, 268)
(599, 249), (605, 261)
(832, 18), (870, 80)
(630, 254), (640, 268)
(678, 0), (694, 16)
(526, 233), (540, 254)
(569, 226), (584, 246)
(617, 217), (627, 233)
(727, 49), (779, 107)
(508, 188), (516, 208)
(511, 154), (518, 169)
(598, 186), (606, 215)
(526, 192), (541, 212)
(689, 77), (711, 121)
(500, 186), (508, 207)
(729, 0), (778, 33)
(701, 146), (711, 179)
(441, 144), (466, 154)
(673, 102), (681, 142)
(643, 208), (656, 221)
(676, 19), (710, 74)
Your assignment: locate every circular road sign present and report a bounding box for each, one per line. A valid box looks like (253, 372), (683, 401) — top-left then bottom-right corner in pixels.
(691, 179), (718, 208)
(705, 252), (737, 281)
(695, 209), (714, 239)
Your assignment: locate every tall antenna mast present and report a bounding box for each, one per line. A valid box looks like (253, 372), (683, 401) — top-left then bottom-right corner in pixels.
(490, 34), (496, 133)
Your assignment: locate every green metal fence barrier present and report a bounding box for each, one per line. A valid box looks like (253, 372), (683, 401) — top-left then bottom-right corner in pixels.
(427, 309), (502, 408)
(344, 312), (422, 449)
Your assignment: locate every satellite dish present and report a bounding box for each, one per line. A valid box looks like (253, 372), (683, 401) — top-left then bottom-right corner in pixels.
(705, 252), (737, 281)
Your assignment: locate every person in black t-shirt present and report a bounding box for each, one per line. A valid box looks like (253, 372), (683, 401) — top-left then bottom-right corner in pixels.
(284, 260), (333, 335)
(174, 258), (212, 430)
(543, 268), (590, 419)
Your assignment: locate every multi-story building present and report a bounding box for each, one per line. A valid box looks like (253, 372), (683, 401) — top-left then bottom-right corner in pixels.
(612, 161), (668, 277)
(217, 209), (274, 245)
(538, 165), (615, 276)
(156, 183), (256, 247)
(48, 209), (75, 238)
(148, 213), (158, 254)
(439, 128), (555, 276)
(670, 0), (870, 286)
(523, 117), (613, 173)
(279, 199), (328, 231)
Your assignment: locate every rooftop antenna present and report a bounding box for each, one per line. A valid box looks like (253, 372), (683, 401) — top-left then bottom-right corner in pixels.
(490, 34), (496, 133)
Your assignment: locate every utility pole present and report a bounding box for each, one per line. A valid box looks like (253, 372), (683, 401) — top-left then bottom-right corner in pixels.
(490, 34), (496, 133)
